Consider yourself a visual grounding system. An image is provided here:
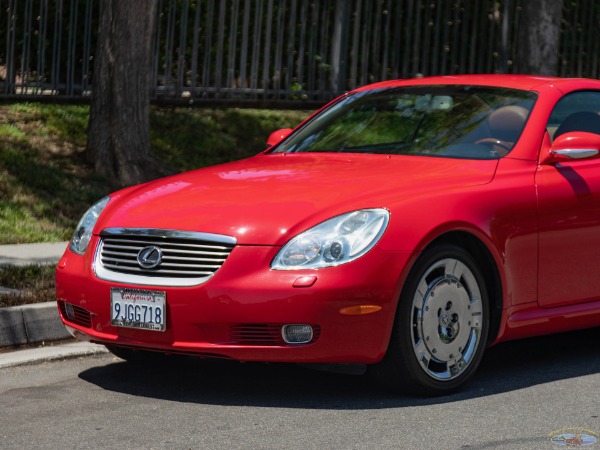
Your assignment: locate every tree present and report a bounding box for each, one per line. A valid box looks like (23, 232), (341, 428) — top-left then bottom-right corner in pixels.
(515, 0), (564, 76)
(87, 0), (169, 187)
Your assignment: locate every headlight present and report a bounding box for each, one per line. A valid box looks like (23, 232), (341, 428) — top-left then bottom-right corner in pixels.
(272, 209), (389, 270)
(69, 196), (110, 255)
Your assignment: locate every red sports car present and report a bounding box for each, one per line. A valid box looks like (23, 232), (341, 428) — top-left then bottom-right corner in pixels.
(56, 75), (600, 395)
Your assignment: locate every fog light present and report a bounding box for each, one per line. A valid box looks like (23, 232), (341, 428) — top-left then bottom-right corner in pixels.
(282, 324), (313, 344)
(65, 302), (76, 321)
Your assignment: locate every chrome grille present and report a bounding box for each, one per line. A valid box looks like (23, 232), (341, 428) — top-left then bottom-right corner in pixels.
(94, 228), (236, 287)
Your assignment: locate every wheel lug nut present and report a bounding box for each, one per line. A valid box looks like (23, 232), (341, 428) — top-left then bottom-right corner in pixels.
(432, 349), (437, 353)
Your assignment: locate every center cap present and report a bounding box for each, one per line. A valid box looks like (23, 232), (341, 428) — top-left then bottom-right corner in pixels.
(439, 313), (460, 344)
(439, 312), (451, 327)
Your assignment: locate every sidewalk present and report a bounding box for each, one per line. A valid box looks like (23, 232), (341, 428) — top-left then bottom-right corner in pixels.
(0, 241), (69, 266)
(0, 241), (94, 366)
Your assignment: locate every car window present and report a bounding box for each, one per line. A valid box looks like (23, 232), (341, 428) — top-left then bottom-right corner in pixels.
(272, 86), (537, 159)
(548, 91), (600, 140)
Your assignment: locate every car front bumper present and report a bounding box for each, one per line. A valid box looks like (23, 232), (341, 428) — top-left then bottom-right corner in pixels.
(56, 237), (413, 364)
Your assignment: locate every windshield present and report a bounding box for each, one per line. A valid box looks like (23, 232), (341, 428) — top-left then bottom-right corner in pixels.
(273, 85), (537, 159)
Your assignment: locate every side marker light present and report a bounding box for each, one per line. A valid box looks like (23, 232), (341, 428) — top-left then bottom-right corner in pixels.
(339, 305), (382, 315)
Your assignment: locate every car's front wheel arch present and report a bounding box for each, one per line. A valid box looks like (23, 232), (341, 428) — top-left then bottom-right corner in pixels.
(371, 234), (502, 395)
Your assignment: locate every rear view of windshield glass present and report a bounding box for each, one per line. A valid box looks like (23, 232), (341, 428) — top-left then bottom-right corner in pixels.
(273, 86), (537, 159)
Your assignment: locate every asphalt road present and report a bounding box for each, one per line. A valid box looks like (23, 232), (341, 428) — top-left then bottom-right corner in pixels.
(1, 329), (600, 450)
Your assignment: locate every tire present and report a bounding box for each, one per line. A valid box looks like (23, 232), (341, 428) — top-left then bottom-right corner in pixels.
(371, 244), (490, 396)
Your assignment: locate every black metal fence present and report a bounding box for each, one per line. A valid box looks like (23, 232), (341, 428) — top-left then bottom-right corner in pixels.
(1, 0), (599, 107)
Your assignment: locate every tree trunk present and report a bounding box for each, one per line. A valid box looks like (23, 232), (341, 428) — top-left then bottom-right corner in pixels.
(87, 0), (166, 187)
(515, 0), (563, 76)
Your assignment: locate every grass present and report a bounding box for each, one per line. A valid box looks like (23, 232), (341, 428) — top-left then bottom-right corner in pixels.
(0, 103), (112, 244)
(0, 102), (310, 305)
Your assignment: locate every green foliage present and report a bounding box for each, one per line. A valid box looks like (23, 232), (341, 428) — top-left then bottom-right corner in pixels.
(0, 123), (26, 139)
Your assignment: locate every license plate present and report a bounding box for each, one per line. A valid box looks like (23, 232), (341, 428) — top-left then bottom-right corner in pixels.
(110, 288), (166, 331)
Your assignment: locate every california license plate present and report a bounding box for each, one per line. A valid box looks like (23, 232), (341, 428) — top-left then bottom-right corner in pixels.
(110, 288), (166, 332)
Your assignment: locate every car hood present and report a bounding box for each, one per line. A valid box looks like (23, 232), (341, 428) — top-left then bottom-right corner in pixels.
(96, 153), (498, 245)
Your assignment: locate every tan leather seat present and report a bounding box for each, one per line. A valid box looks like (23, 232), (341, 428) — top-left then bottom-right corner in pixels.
(475, 105), (529, 156)
(487, 105), (529, 143)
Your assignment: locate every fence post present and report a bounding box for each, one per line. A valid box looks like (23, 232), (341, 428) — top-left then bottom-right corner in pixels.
(331, 0), (350, 95)
(5, 0), (18, 94)
(500, 0), (511, 74)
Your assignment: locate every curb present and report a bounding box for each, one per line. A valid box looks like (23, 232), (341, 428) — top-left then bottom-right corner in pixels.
(0, 301), (71, 347)
(0, 241), (96, 367)
(0, 301), (111, 369)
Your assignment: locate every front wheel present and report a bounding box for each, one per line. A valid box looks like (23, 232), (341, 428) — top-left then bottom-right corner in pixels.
(371, 244), (490, 396)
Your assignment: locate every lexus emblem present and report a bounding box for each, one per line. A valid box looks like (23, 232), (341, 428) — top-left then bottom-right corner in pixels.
(137, 246), (163, 269)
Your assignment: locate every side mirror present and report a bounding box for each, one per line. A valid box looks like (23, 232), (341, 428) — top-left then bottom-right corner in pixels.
(266, 128), (293, 148)
(543, 131), (600, 164)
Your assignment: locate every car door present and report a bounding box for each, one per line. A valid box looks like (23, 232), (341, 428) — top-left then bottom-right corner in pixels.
(537, 91), (600, 308)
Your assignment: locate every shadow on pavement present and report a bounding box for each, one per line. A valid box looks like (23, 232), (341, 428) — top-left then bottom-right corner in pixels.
(78, 327), (600, 409)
